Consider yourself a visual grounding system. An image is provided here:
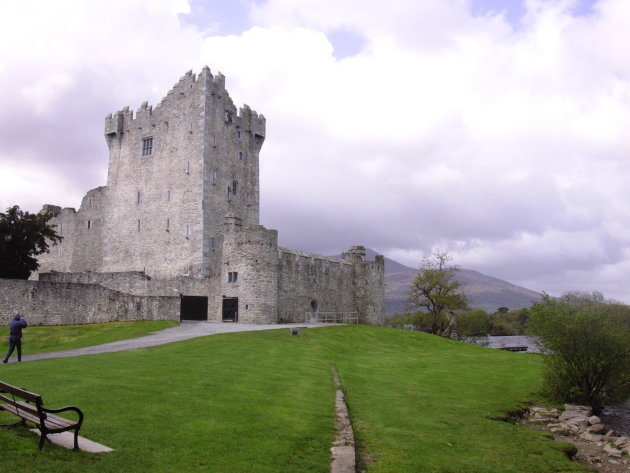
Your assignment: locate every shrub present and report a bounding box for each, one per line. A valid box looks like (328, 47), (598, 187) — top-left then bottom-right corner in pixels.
(529, 292), (630, 413)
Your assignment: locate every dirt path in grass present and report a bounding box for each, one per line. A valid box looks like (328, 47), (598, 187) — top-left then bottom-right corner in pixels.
(19, 322), (330, 362)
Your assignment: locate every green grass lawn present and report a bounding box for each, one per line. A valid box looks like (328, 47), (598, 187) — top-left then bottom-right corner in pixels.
(17, 320), (179, 355)
(0, 325), (588, 473)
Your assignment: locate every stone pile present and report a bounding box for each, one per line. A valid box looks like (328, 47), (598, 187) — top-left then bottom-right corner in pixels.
(527, 404), (630, 467)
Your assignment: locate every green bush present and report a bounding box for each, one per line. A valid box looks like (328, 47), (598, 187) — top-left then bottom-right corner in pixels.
(529, 292), (630, 413)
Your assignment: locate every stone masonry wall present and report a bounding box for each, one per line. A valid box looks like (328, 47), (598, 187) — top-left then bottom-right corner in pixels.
(221, 219), (279, 323)
(342, 247), (385, 325)
(277, 249), (356, 323)
(0, 279), (179, 326)
(102, 67), (265, 280)
(35, 186), (107, 276)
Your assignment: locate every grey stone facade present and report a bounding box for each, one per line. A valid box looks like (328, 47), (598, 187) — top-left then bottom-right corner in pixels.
(33, 67), (384, 325)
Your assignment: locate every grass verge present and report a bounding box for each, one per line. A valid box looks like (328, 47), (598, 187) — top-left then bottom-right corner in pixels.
(13, 320), (179, 355)
(0, 325), (588, 472)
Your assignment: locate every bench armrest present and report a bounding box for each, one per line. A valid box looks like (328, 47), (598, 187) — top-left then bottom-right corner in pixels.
(41, 406), (84, 426)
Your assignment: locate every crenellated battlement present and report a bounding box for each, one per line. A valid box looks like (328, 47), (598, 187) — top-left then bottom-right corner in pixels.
(104, 67), (264, 138)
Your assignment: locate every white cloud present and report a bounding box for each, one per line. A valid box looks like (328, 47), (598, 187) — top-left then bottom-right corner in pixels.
(1, 0), (630, 301)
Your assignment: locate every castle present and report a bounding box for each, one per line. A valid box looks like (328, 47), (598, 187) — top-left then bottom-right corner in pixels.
(34, 67), (384, 325)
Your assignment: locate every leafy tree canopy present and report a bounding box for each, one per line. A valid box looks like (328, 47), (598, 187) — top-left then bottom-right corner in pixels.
(405, 251), (468, 335)
(0, 205), (62, 279)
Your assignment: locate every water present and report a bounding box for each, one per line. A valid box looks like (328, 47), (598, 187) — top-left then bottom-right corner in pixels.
(471, 335), (540, 353)
(601, 398), (630, 436)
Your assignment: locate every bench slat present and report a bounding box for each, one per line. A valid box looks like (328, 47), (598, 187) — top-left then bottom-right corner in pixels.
(0, 396), (41, 417)
(0, 381), (41, 403)
(1, 404), (78, 431)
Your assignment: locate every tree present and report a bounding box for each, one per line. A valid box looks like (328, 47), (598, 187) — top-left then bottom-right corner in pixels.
(0, 205), (62, 279)
(405, 251), (468, 336)
(529, 291), (630, 413)
(455, 308), (490, 340)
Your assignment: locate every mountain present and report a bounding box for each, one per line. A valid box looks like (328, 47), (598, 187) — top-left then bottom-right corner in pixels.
(363, 249), (542, 314)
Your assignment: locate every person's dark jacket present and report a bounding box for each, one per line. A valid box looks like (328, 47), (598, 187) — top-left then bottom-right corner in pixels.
(9, 314), (27, 342)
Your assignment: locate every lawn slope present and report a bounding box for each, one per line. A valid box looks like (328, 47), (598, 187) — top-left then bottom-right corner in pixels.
(0, 325), (586, 473)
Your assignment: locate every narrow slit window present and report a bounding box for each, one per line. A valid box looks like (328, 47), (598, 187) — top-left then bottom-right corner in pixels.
(137, 219), (141, 232)
(238, 151), (244, 161)
(166, 218), (170, 231)
(87, 220), (91, 230)
(137, 190), (141, 204)
(142, 137), (153, 156)
(212, 169), (218, 184)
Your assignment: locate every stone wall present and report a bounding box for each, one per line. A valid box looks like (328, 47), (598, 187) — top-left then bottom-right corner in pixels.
(220, 220), (279, 323)
(0, 279), (179, 326)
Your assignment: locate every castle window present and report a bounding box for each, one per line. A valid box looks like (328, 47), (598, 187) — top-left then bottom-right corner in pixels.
(137, 219), (141, 232)
(137, 190), (141, 204)
(227, 186), (232, 201)
(167, 190), (171, 201)
(212, 136), (217, 147)
(238, 151), (244, 161)
(232, 180), (238, 196)
(87, 220), (91, 230)
(212, 170), (218, 184)
(141, 137), (153, 156)
(228, 272), (238, 283)
(211, 237), (217, 249)
(237, 130), (242, 140)
(246, 192), (252, 205)
(224, 111), (233, 123)
(166, 218), (170, 231)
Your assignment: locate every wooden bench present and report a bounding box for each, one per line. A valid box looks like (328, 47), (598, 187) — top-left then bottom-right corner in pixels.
(0, 381), (84, 450)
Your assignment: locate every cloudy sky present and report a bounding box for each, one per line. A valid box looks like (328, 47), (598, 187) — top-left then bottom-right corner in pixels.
(1, 0), (629, 301)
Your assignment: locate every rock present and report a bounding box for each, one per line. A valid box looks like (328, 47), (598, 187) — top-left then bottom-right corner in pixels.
(586, 423), (608, 434)
(579, 432), (603, 443)
(568, 416), (590, 429)
(559, 411), (578, 421)
(614, 436), (629, 448)
(530, 407), (559, 418)
(564, 404), (593, 417)
(587, 415), (601, 425)
(603, 444), (623, 458)
(529, 417), (554, 424)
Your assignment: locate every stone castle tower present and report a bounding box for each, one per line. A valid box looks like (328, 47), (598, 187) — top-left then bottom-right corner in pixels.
(38, 67), (384, 324)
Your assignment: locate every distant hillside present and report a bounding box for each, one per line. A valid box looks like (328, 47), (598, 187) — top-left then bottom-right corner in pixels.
(363, 249), (542, 314)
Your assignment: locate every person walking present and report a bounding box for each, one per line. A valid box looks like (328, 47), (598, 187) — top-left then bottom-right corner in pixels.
(3, 314), (28, 363)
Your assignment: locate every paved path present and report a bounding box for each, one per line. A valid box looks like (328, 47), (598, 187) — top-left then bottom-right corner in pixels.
(21, 322), (329, 362)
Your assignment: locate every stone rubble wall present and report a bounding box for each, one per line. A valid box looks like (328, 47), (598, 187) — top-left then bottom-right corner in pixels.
(0, 278), (179, 326)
